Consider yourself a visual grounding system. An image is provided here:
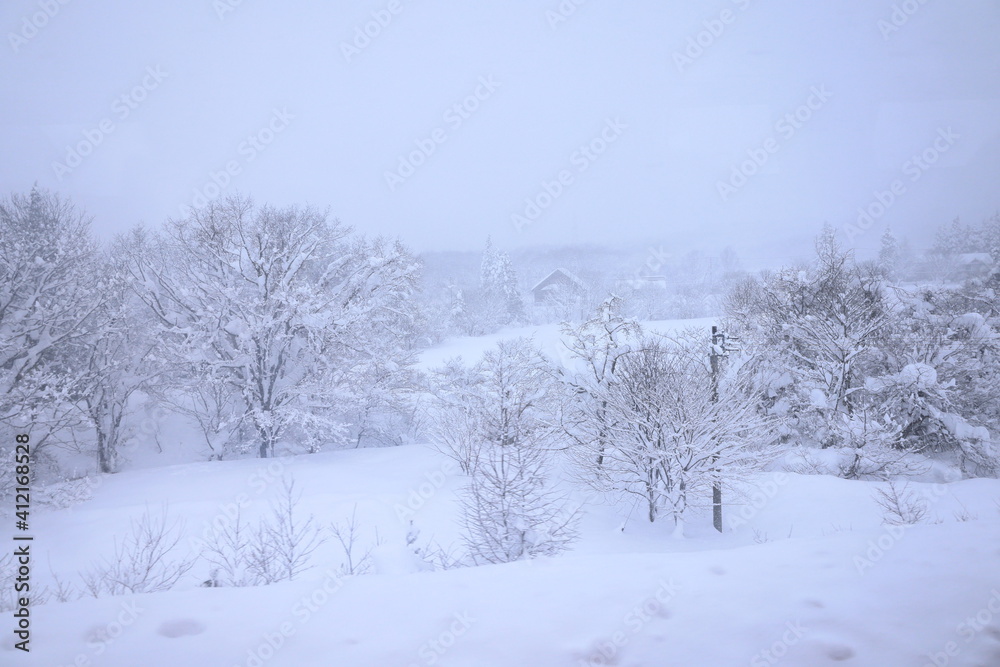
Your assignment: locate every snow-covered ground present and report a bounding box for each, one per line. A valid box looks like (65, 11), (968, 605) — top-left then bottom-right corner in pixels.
(9, 442), (1000, 667)
(418, 318), (719, 371)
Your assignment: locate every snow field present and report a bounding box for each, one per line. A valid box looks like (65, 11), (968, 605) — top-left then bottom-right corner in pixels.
(7, 443), (1000, 666)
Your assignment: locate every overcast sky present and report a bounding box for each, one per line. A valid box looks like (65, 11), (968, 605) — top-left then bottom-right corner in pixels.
(2, 0), (998, 262)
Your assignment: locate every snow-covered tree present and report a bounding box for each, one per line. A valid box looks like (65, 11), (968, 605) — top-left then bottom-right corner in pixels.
(428, 357), (488, 474)
(558, 296), (642, 467)
(479, 237), (525, 330)
(128, 195), (419, 458)
(867, 288), (1000, 476)
(878, 227), (900, 279)
(576, 333), (775, 532)
(929, 214), (1000, 270)
(726, 227), (892, 449)
(436, 339), (578, 563)
(66, 238), (162, 472)
(0, 187), (103, 456)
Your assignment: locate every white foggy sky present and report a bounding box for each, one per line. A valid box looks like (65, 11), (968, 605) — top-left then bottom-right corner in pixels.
(1, 0), (998, 262)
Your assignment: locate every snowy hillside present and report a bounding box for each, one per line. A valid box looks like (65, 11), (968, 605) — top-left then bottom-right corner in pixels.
(8, 444), (1000, 667)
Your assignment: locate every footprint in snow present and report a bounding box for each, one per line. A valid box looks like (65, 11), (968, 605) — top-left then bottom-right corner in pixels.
(826, 644), (855, 661)
(158, 619), (206, 638)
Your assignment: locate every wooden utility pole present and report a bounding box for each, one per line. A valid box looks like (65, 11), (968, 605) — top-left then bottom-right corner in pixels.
(710, 326), (724, 533)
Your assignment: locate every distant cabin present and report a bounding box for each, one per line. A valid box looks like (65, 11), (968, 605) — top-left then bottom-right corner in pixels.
(957, 253), (995, 279)
(531, 268), (588, 305)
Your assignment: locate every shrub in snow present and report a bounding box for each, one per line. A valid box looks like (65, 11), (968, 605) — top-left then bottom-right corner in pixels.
(81, 507), (194, 597)
(328, 505), (381, 576)
(832, 410), (923, 480)
(462, 439), (580, 564)
(34, 473), (102, 510)
(872, 480), (929, 526)
(202, 477), (324, 586)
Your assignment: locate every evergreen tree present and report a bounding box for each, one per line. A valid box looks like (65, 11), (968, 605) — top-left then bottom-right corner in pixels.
(878, 227), (899, 279)
(478, 237), (525, 329)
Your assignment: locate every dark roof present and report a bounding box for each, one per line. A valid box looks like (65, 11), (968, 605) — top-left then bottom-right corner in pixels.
(530, 268), (587, 293)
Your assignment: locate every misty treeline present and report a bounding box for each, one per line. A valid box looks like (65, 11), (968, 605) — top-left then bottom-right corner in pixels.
(1, 187), (999, 536)
(0, 188), (421, 475)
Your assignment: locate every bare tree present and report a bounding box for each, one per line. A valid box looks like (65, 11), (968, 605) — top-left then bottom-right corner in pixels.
(261, 477), (326, 581)
(329, 505), (381, 576)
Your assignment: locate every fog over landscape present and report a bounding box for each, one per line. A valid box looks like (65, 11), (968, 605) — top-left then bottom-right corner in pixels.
(2, 0), (999, 259)
(3, 2), (1000, 667)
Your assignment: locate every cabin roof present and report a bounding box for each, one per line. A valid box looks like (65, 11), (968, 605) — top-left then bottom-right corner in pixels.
(530, 268), (587, 293)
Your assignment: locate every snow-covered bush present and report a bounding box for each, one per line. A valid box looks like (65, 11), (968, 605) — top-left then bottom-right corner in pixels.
(832, 410), (920, 480)
(725, 224), (1000, 480)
